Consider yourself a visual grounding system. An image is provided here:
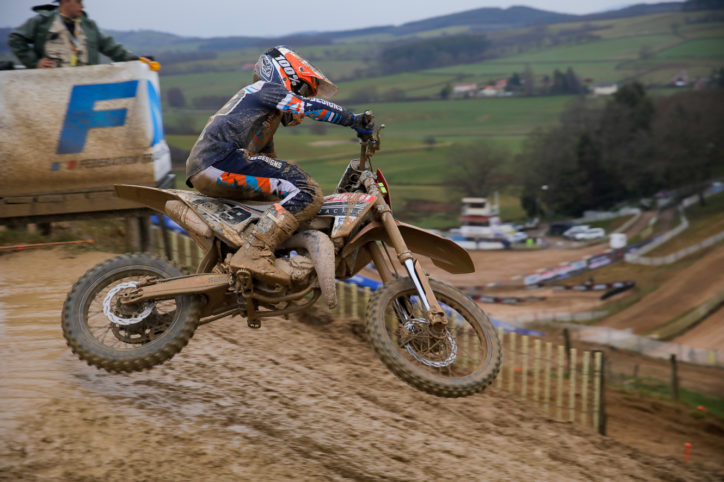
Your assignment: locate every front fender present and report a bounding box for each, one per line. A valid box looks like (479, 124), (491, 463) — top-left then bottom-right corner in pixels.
(342, 221), (474, 275)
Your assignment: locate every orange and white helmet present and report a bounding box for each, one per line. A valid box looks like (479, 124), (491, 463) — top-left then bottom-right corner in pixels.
(253, 46), (338, 99)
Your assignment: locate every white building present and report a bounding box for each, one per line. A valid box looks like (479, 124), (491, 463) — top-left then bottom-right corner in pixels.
(593, 83), (618, 96)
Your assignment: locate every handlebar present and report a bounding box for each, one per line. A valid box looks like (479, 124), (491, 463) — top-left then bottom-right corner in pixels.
(358, 110), (384, 170)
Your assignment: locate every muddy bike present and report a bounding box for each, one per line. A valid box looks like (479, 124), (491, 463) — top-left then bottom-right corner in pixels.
(62, 118), (501, 397)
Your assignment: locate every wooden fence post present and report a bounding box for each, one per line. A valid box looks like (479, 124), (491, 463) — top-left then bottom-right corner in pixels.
(533, 338), (541, 407)
(670, 354), (680, 400)
(544, 342), (552, 414)
(563, 328), (571, 372)
(521, 335), (529, 400)
(334, 282), (342, 316)
(509, 332), (516, 395)
(168, 231), (178, 265)
(349, 283), (359, 317)
(593, 350), (607, 435)
(179, 235), (190, 270)
(139, 215), (152, 252)
(159, 218), (172, 260)
(153, 226), (163, 258)
(569, 348), (577, 422)
(582, 350), (590, 427)
(556, 345), (565, 420)
(497, 328), (504, 389)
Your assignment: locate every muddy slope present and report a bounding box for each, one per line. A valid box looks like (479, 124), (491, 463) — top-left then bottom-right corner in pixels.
(0, 249), (719, 481)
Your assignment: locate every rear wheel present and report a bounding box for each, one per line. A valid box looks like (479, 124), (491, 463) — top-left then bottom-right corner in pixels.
(62, 254), (202, 372)
(365, 277), (501, 397)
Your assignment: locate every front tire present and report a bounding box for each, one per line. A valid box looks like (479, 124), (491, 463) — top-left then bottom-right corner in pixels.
(62, 254), (202, 372)
(365, 277), (501, 397)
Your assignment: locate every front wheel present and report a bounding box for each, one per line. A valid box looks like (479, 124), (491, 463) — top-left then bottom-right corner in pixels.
(62, 254), (202, 373)
(365, 277), (501, 397)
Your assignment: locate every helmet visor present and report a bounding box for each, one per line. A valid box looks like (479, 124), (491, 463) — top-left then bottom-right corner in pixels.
(272, 46), (338, 99)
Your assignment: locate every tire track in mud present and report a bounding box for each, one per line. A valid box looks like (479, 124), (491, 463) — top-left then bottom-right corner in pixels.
(1, 249), (721, 481)
(3, 315), (718, 481)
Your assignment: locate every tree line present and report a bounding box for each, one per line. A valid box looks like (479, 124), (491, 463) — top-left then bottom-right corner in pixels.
(517, 83), (724, 217)
(445, 81), (724, 218)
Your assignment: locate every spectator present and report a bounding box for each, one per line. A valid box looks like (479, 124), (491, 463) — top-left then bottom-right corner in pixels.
(8, 0), (139, 68)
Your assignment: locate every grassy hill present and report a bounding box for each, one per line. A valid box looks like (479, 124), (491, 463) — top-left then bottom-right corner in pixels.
(2, 4), (722, 228)
(153, 7), (722, 229)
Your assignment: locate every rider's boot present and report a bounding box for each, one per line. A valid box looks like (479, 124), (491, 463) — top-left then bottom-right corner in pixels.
(230, 204), (298, 286)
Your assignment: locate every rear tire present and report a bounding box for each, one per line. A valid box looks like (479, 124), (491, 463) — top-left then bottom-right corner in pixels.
(62, 254), (202, 372)
(365, 277), (501, 397)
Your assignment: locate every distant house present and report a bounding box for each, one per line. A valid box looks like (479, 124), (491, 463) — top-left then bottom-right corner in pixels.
(452, 83), (479, 98)
(480, 79), (511, 97)
(671, 69), (690, 87)
(480, 85), (501, 97)
(593, 83), (618, 96)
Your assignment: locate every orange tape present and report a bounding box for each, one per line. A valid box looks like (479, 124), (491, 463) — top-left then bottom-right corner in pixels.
(0, 239), (94, 252)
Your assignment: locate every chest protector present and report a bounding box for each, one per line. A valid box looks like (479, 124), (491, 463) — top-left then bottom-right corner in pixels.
(43, 15), (89, 67)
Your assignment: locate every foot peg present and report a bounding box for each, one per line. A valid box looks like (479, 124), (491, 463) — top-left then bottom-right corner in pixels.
(233, 269), (261, 329)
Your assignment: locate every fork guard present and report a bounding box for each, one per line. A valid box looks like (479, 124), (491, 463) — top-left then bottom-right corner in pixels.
(341, 221), (475, 275)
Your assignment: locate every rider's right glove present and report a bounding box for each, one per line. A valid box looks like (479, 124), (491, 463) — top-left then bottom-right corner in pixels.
(351, 112), (375, 141)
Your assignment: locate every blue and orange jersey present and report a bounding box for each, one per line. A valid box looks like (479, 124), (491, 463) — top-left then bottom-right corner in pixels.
(186, 81), (355, 185)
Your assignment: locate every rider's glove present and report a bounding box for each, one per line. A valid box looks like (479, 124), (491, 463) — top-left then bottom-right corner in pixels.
(352, 112), (375, 141)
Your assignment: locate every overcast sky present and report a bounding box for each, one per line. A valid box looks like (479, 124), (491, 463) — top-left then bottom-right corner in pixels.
(2, 1), (682, 38)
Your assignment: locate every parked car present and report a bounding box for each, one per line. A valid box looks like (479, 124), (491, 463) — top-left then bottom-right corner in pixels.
(562, 225), (591, 239)
(571, 227), (606, 241)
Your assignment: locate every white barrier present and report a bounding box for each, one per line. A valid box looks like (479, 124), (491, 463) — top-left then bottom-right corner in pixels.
(570, 325), (723, 367)
(0, 61), (170, 197)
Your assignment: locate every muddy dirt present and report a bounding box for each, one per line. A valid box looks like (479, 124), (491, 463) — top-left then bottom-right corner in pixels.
(601, 246), (724, 334)
(1, 248), (723, 480)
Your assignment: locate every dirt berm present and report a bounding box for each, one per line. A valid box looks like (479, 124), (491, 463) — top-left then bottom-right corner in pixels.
(0, 249), (720, 481)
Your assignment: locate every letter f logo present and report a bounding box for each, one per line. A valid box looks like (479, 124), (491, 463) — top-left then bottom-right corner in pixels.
(56, 80), (139, 154)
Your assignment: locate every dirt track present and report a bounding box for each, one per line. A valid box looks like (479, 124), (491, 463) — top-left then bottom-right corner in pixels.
(1, 248), (723, 480)
(674, 305), (724, 350)
(601, 246), (724, 335)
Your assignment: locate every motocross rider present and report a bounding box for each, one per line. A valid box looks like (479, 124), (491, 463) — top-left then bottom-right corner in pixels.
(185, 46), (374, 286)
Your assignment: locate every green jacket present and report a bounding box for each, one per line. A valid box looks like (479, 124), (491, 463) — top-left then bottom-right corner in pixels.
(8, 7), (138, 68)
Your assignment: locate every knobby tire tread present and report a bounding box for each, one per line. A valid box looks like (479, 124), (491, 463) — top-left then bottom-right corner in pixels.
(365, 277), (501, 398)
(61, 254), (202, 373)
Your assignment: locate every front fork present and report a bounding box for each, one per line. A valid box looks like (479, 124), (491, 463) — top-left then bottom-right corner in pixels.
(362, 176), (447, 333)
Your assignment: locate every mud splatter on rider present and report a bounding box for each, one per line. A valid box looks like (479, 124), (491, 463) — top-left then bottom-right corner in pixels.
(185, 46), (375, 286)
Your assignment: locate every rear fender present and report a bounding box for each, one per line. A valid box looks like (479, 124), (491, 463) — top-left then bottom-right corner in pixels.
(114, 184), (253, 247)
(341, 221), (474, 275)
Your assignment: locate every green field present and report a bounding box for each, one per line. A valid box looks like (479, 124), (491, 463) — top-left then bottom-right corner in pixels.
(157, 9), (724, 229)
(656, 37), (724, 59)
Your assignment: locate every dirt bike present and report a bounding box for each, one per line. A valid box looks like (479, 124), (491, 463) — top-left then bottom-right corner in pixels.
(62, 121), (501, 397)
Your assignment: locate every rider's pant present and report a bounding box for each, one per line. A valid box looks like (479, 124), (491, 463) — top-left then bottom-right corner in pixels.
(189, 150), (323, 222)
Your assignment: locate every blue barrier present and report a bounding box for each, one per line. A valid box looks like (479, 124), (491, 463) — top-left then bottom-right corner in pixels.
(150, 215), (187, 234)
